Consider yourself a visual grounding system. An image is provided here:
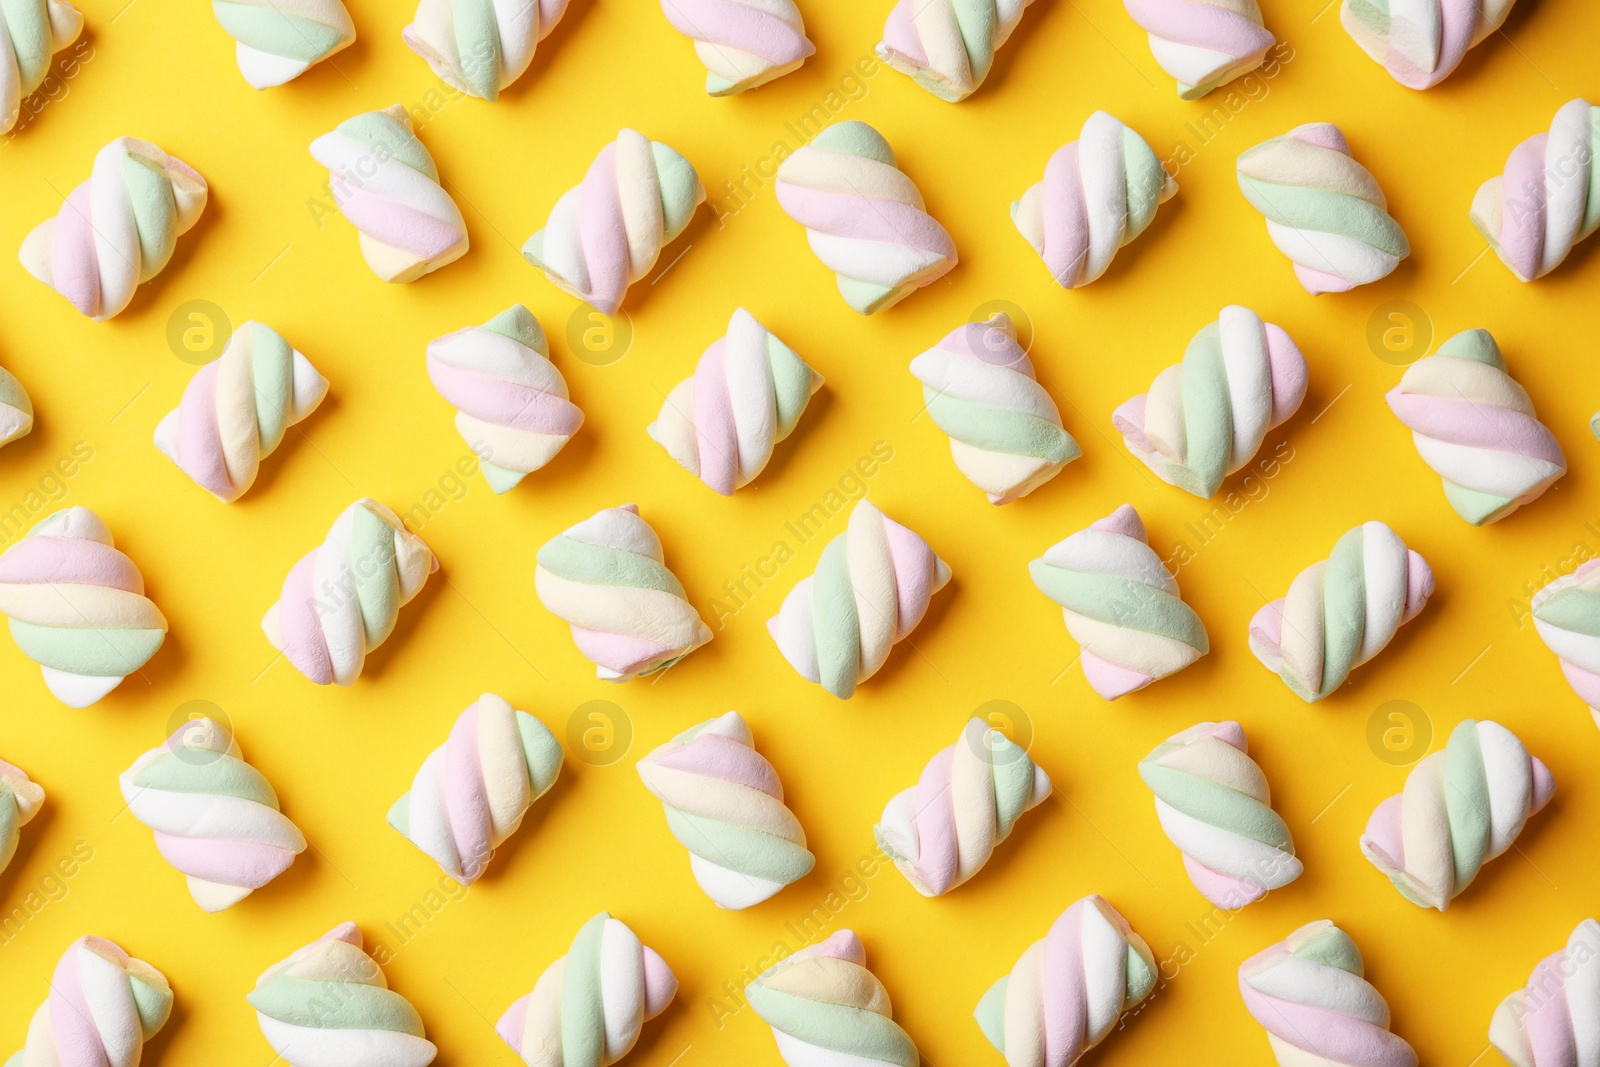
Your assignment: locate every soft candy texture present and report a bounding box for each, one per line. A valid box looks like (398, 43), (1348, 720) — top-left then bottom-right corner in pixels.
(0, 365), (33, 449)
(974, 896), (1158, 1067)
(212, 0), (354, 88)
(1028, 505), (1208, 700)
(310, 104), (469, 283)
(1360, 718), (1555, 911)
(1490, 918), (1600, 1067)
(747, 930), (919, 1067)
(262, 498), (438, 686)
(636, 710), (814, 909)
(768, 499), (951, 699)
(775, 121), (957, 315)
(1239, 920), (1417, 1067)
(649, 308), (822, 495)
(535, 504), (711, 681)
(6, 937), (174, 1067)
(1, 0), (83, 132)
(1113, 306), (1307, 498)
(1470, 98), (1600, 283)
(404, 0), (571, 100)
(1124, 0), (1274, 97)
(1342, 0), (1516, 89)
(1387, 328), (1565, 525)
(1248, 521), (1433, 703)
(496, 912), (677, 1067)
(1533, 559), (1600, 729)
(875, 0), (1035, 102)
(0, 758), (42, 876)
(387, 693), (563, 885)
(875, 718), (1051, 897)
(1012, 111), (1176, 289)
(425, 305), (583, 494)
(19, 138), (207, 321)
(154, 321), (330, 503)
(1138, 721), (1300, 908)
(1237, 122), (1409, 294)
(910, 313), (1079, 504)
(661, 0), (813, 95)
(0, 507), (167, 708)
(523, 129), (704, 315)
(118, 716), (306, 912)
(249, 922), (436, 1067)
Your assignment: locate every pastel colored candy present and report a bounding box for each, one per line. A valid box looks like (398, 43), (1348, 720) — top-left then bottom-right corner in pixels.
(0, 364), (34, 449)
(535, 503), (712, 681)
(1123, 0), (1274, 97)
(1113, 306), (1307, 498)
(154, 321), (329, 503)
(1490, 918), (1600, 1067)
(1239, 920), (1417, 1067)
(523, 129), (704, 315)
(1342, 0), (1516, 89)
(876, 717), (1051, 897)
(1237, 122), (1409, 294)
(310, 104), (469, 283)
(910, 313), (1079, 504)
(768, 498), (951, 698)
(1029, 504), (1208, 700)
(212, 0), (354, 88)
(1139, 721), (1300, 908)
(0, 758), (42, 876)
(249, 922), (437, 1067)
(496, 912), (677, 1067)
(404, 0), (571, 100)
(1, 0), (83, 132)
(388, 693), (563, 886)
(119, 716), (306, 912)
(661, 0), (814, 95)
(875, 0), (1036, 102)
(0, 507), (167, 708)
(425, 305), (583, 494)
(648, 308), (823, 495)
(6, 937), (173, 1067)
(1470, 98), (1600, 283)
(974, 895), (1158, 1067)
(747, 929), (919, 1067)
(1532, 559), (1600, 729)
(636, 710), (814, 908)
(1361, 718), (1554, 910)
(262, 498), (438, 686)
(1012, 111), (1176, 289)
(19, 137), (208, 321)
(1248, 521), (1433, 702)
(775, 120), (958, 315)
(1387, 328), (1565, 525)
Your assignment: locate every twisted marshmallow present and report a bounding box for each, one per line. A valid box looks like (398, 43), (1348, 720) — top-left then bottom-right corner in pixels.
(212, 0), (354, 88)
(249, 922), (437, 1067)
(775, 120), (957, 315)
(1387, 328), (1565, 525)
(405, 0), (571, 101)
(0, 758), (42, 876)
(1012, 111), (1176, 289)
(0, 364), (33, 449)
(7, 937), (174, 1067)
(747, 930), (919, 1067)
(1533, 559), (1600, 730)
(768, 499), (951, 699)
(636, 710), (814, 909)
(661, 0), (813, 95)
(19, 138), (208, 321)
(523, 129), (704, 315)
(1237, 122), (1409, 294)
(425, 305), (584, 494)
(1361, 718), (1555, 910)
(1342, 0), (1516, 89)
(262, 498), (438, 686)
(388, 693), (563, 885)
(1028, 505), (1208, 700)
(1, 0), (83, 132)
(119, 716), (306, 912)
(1471, 98), (1600, 283)
(310, 104), (468, 283)
(910, 313), (1079, 504)
(1113, 306), (1307, 498)
(1124, 0), (1274, 97)
(154, 321), (329, 503)
(648, 308), (823, 495)
(875, 0), (1035, 102)
(1239, 920), (1417, 1067)
(496, 912), (677, 1067)
(1248, 521), (1433, 703)
(0, 507), (166, 708)
(1490, 919), (1600, 1067)
(875, 717), (1051, 897)
(536, 503), (711, 681)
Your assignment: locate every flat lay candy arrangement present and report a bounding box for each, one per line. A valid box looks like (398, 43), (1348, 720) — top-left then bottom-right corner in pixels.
(2, 1), (1599, 1065)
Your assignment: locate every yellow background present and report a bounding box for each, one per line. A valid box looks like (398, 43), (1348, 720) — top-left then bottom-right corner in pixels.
(2, 0), (1598, 1063)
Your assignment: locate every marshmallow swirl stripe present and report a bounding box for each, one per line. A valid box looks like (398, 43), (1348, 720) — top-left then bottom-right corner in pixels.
(1490, 919), (1600, 1067)
(1532, 559), (1600, 729)
(0, 758), (43, 876)
(212, 0), (355, 89)
(874, 0), (1035, 102)
(1122, 0), (1275, 98)
(6, 936), (174, 1067)
(0, 364), (34, 449)
(404, 0), (571, 101)
(660, 0), (814, 95)
(1341, 0), (1516, 89)
(1, 0), (83, 133)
